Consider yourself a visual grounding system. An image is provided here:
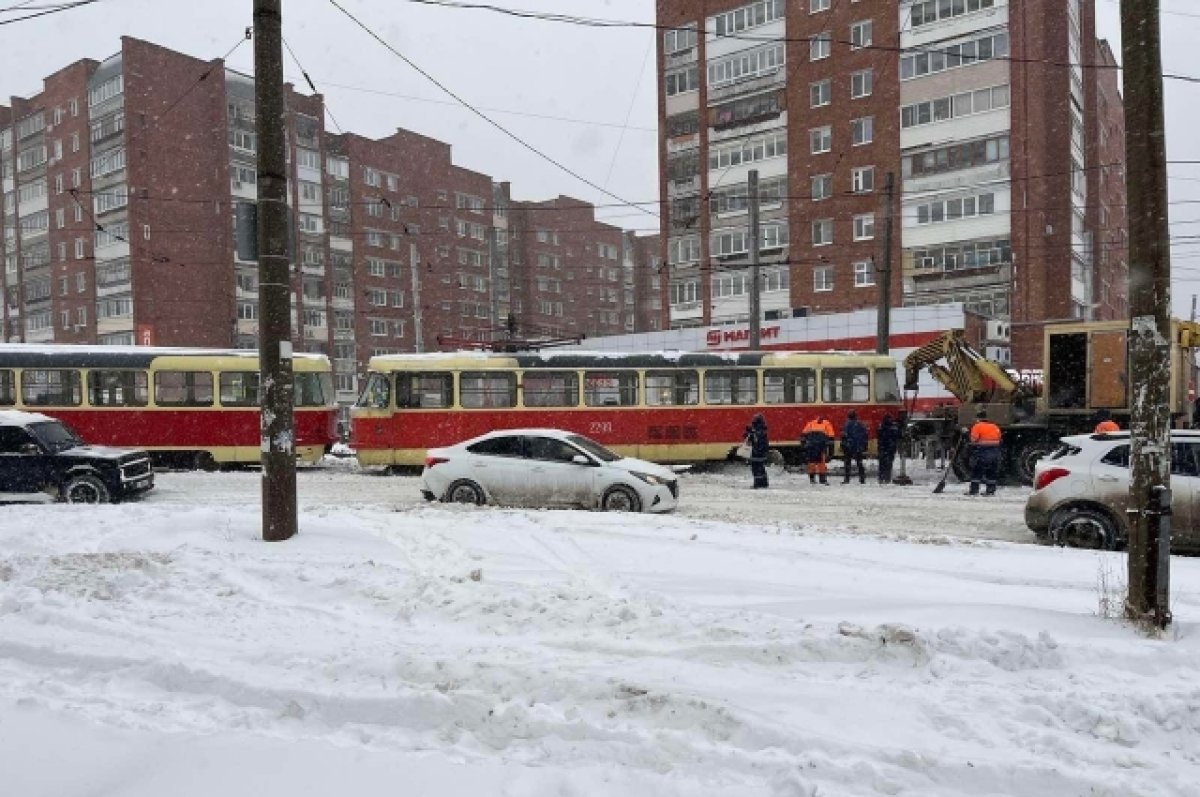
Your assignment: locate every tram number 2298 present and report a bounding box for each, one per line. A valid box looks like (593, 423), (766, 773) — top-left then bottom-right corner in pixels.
(588, 421), (613, 436)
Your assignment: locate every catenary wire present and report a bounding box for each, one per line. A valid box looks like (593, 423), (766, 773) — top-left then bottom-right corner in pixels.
(324, 0), (658, 220)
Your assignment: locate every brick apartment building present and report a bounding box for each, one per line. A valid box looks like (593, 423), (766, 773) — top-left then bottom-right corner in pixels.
(1, 37), (663, 407)
(656, 0), (1128, 367)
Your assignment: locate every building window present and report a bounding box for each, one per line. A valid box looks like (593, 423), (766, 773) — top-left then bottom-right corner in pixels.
(707, 44), (784, 88)
(666, 65), (700, 95)
(914, 192), (997, 225)
(901, 85), (1010, 129)
(853, 214), (875, 241)
(74, 238), (85, 259)
(812, 219), (833, 246)
(851, 117), (874, 146)
(851, 69), (873, 98)
(911, 0), (998, 30)
(811, 173), (832, 201)
(809, 126), (832, 154)
(814, 266), (833, 292)
(810, 79), (831, 108)
(712, 0), (785, 38)
(854, 260), (875, 287)
(901, 31), (1009, 80)
(850, 20), (872, 50)
(809, 33), (832, 61)
(88, 75), (124, 107)
(810, 0), (830, 11)
(851, 166), (875, 193)
(664, 23), (697, 54)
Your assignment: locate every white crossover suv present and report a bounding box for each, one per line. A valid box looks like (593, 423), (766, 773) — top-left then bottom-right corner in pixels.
(1026, 430), (1200, 552)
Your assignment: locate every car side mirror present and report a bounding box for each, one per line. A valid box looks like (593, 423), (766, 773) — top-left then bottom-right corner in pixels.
(571, 455), (593, 466)
(19, 443), (41, 455)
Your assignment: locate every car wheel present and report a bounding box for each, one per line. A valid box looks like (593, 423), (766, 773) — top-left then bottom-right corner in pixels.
(601, 485), (642, 513)
(1012, 440), (1056, 486)
(1050, 506), (1120, 550)
(61, 473), (111, 505)
(444, 480), (485, 506)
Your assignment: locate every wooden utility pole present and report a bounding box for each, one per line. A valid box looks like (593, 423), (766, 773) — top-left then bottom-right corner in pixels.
(1122, 0), (1171, 627)
(254, 0), (298, 542)
(747, 169), (761, 349)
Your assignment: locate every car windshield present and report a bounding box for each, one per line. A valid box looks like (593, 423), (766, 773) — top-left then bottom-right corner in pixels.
(28, 421), (84, 453)
(566, 434), (620, 462)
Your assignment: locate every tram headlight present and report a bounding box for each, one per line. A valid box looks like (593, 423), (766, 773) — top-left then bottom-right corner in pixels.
(631, 472), (665, 486)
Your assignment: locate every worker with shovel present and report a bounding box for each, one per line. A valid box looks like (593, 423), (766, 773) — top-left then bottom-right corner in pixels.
(967, 408), (1003, 496)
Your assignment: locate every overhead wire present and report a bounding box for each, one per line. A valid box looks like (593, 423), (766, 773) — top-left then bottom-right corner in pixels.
(324, 0), (657, 220)
(398, 0), (1200, 85)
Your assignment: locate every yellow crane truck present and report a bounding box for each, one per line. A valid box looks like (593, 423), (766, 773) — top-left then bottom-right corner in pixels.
(904, 319), (1200, 485)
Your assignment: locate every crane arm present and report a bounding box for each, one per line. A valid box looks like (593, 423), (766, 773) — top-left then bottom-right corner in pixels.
(903, 329), (1022, 404)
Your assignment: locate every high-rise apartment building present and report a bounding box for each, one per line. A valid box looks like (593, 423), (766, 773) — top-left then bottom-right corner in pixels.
(656, 0), (1127, 366)
(1, 37), (663, 408)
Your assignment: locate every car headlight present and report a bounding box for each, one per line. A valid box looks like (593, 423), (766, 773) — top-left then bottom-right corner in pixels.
(631, 472), (665, 486)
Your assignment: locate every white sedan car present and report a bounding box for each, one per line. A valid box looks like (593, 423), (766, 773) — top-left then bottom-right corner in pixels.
(420, 429), (679, 513)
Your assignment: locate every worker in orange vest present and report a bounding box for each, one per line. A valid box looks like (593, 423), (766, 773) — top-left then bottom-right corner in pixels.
(801, 416), (836, 485)
(968, 408), (1003, 496)
(1094, 409), (1120, 434)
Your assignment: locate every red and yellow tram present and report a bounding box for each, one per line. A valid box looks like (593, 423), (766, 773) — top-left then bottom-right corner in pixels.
(351, 350), (903, 467)
(0, 344), (338, 468)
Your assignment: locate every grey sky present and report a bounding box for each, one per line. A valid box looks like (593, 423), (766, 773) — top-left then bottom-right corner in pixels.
(3, 0), (1199, 312)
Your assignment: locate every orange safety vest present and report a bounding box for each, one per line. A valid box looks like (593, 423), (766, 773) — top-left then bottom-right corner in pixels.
(970, 420), (1003, 446)
(1094, 420), (1120, 434)
(802, 419), (825, 436)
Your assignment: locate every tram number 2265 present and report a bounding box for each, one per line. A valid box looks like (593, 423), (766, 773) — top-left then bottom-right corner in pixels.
(588, 421), (613, 436)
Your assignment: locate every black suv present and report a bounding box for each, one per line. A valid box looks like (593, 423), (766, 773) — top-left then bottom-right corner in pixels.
(0, 411), (154, 503)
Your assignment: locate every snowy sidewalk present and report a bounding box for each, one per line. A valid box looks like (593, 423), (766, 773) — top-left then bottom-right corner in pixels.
(0, 497), (1197, 796)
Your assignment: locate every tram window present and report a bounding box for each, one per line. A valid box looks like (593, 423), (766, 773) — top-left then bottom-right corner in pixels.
(295, 373), (329, 407)
(460, 371), (517, 409)
(0, 370), (14, 406)
(584, 371), (639, 407)
(88, 370), (149, 407)
(522, 371), (580, 407)
(875, 368), (900, 402)
(704, 370), (757, 405)
(154, 371), (214, 407)
(396, 372), (453, 408)
(220, 372), (261, 407)
(822, 368), (870, 403)
(645, 370), (700, 406)
(21, 369), (82, 407)
(358, 373), (392, 409)
(763, 369), (817, 404)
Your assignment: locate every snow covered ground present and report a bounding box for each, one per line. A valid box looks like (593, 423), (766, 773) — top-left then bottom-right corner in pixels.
(1, 461), (1197, 796)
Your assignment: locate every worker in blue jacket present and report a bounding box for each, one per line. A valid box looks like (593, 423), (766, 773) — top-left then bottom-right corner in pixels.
(841, 410), (868, 484)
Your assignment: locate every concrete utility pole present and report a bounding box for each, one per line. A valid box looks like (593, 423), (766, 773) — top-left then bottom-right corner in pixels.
(254, 0), (298, 542)
(876, 172), (895, 356)
(747, 169), (761, 349)
(1122, 0), (1171, 628)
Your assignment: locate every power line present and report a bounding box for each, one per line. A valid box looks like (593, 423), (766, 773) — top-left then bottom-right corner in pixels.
(282, 36), (344, 134)
(286, 75), (657, 132)
(0, 0), (100, 25)
(324, 0), (658, 220)
(399, 0), (1200, 85)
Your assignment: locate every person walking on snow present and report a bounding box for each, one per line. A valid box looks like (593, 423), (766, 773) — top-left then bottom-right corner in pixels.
(744, 413), (770, 489)
(802, 416), (834, 485)
(876, 413), (899, 484)
(968, 408), (1003, 495)
(841, 410), (868, 484)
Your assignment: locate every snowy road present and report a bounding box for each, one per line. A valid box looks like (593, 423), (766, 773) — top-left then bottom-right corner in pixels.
(1, 459), (1197, 796)
(143, 457), (1036, 546)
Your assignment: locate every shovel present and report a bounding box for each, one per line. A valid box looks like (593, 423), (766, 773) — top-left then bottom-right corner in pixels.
(932, 436), (968, 494)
